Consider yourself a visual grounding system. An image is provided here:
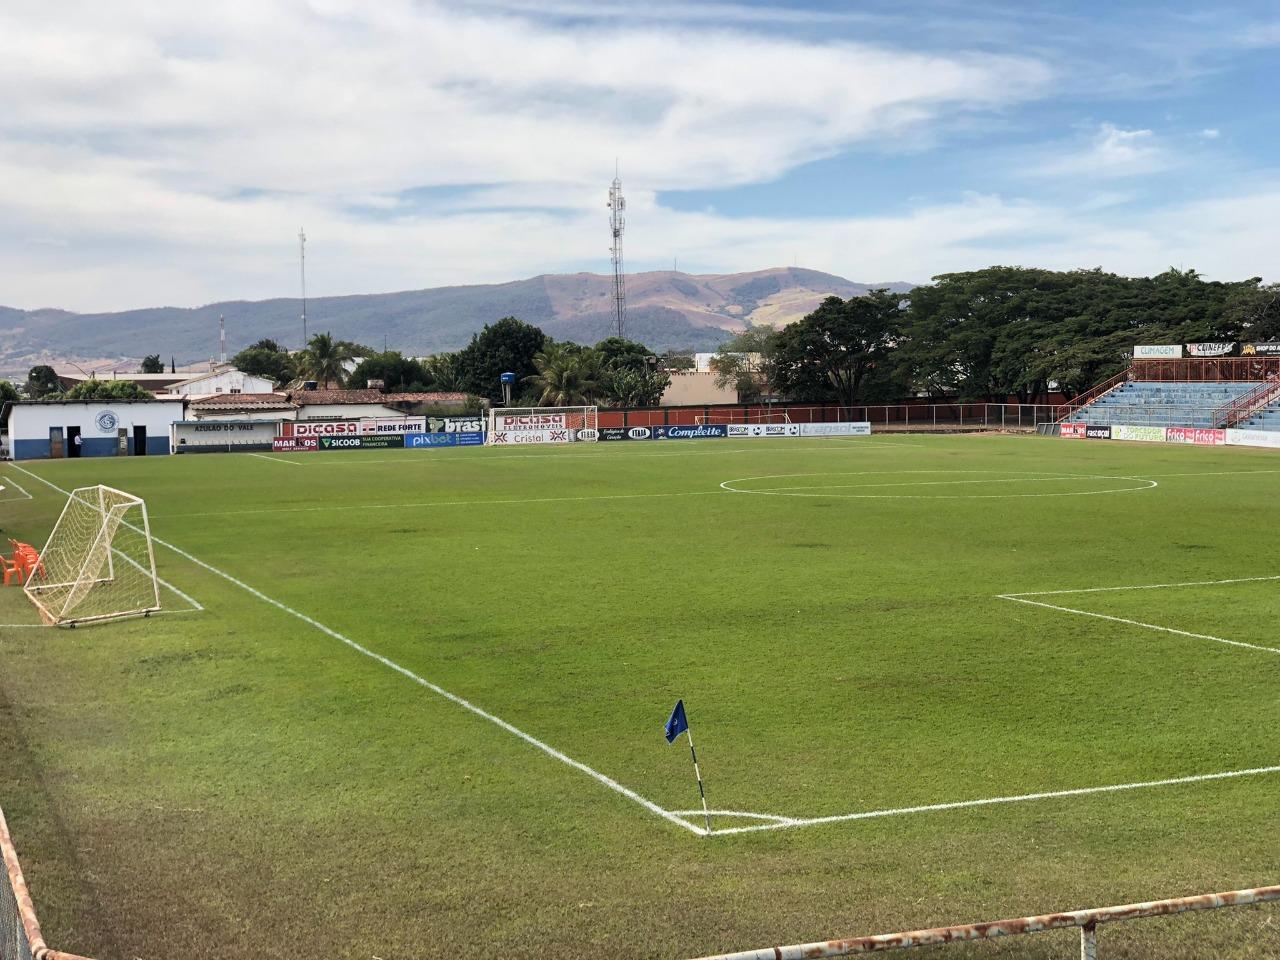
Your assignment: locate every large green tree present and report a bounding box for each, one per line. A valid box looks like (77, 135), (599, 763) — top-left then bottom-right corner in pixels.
(0, 381), (18, 403)
(594, 336), (669, 406)
(231, 339), (295, 385)
(347, 352), (431, 392)
(772, 290), (905, 406)
(455, 317), (547, 402)
(26, 365), (62, 399)
(63, 379), (153, 400)
(525, 343), (603, 406)
(710, 325), (781, 401)
(139, 354), (164, 374)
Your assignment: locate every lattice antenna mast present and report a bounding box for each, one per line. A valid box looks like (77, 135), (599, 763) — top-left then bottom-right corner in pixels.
(608, 171), (626, 339)
(299, 227), (308, 349)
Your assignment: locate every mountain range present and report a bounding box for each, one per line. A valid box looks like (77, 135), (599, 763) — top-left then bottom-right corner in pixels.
(0, 267), (913, 377)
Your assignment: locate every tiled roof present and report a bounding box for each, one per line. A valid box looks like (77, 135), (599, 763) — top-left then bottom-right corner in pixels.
(287, 389), (472, 405)
(187, 392), (298, 409)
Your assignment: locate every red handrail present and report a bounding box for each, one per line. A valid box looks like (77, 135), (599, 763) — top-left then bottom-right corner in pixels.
(1054, 366), (1131, 422)
(1212, 373), (1280, 428)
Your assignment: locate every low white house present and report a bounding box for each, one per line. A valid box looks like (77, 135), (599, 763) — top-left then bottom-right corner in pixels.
(164, 367), (276, 398)
(289, 389), (473, 420)
(4, 399), (185, 460)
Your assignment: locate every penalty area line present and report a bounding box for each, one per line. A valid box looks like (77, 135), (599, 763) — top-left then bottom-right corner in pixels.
(247, 453), (307, 466)
(6, 462), (701, 837)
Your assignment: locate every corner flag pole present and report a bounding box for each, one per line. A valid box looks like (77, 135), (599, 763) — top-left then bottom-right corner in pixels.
(685, 724), (712, 836)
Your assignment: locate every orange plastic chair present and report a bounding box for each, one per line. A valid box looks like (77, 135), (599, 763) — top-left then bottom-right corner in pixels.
(1, 554), (23, 586)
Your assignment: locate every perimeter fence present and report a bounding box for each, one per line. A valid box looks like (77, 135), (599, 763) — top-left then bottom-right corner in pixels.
(1, 805), (90, 960)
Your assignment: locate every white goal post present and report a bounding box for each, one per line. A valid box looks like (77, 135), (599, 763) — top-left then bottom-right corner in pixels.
(486, 406), (599, 444)
(24, 485), (161, 627)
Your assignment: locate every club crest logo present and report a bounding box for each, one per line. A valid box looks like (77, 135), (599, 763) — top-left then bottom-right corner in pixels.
(96, 410), (119, 432)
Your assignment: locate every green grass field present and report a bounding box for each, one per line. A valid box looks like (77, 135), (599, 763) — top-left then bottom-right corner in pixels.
(2, 433), (1279, 959)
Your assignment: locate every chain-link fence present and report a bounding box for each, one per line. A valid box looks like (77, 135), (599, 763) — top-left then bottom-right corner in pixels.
(1, 804), (91, 960)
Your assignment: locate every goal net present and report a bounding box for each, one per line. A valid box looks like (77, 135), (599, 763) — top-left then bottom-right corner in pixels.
(487, 406), (598, 444)
(24, 485), (161, 627)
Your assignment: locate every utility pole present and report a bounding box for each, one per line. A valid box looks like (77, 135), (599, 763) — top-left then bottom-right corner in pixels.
(299, 228), (308, 349)
(608, 168), (627, 339)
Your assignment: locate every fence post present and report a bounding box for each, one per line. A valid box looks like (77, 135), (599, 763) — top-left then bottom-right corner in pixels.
(1080, 922), (1098, 960)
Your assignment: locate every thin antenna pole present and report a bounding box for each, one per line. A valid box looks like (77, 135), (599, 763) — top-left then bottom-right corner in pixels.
(608, 171), (626, 339)
(299, 228), (308, 348)
(219, 315), (226, 365)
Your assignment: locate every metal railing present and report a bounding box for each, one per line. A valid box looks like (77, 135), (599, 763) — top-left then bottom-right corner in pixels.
(616, 404), (1059, 431)
(689, 883), (1280, 960)
(1213, 373), (1280, 427)
(1054, 368), (1131, 423)
(1, 804), (92, 960)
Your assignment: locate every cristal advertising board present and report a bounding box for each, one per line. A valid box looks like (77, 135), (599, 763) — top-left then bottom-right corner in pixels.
(1085, 425), (1112, 440)
(1165, 427), (1225, 446)
(318, 434), (405, 450)
(272, 436), (318, 452)
(653, 424), (728, 440)
(1133, 345), (1182, 359)
(1111, 425), (1165, 442)
(489, 428), (574, 444)
(494, 413), (567, 431)
(1060, 422), (1087, 438)
(404, 431), (485, 448)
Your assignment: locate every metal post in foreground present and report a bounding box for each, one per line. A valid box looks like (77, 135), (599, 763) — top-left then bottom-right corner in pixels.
(687, 884), (1280, 960)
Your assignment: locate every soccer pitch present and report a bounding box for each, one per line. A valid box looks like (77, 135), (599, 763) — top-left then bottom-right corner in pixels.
(2, 434), (1279, 958)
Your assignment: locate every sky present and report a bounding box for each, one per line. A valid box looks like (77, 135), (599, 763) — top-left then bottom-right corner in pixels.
(3, 0), (1279, 312)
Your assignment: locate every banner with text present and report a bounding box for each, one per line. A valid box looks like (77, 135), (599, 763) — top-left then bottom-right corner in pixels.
(1111, 425), (1166, 442)
(489, 428), (574, 445)
(494, 413), (567, 432)
(1060, 423), (1087, 439)
(1133, 345), (1183, 359)
(405, 431), (485, 448)
(1165, 427), (1226, 446)
(653, 425), (728, 440)
(318, 434), (405, 450)
(272, 436), (319, 452)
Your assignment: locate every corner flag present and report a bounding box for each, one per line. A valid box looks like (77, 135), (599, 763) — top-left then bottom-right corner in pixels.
(664, 699), (689, 744)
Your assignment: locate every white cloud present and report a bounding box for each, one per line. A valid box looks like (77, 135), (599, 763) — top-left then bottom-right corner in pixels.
(1200, 128), (1221, 139)
(1033, 123), (1171, 179)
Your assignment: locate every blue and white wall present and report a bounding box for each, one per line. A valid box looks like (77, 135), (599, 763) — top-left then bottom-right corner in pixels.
(5, 400), (185, 460)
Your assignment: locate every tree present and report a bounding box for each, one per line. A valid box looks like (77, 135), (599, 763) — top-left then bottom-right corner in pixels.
(231, 339), (295, 385)
(593, 336), (669, 406)
(347, 352), (431, 392)
(525, 343), (603, 406)
(420, 353), (463, 392)
(26, 365), (61, 399)
(63, 379), (153, 400)
(772, 291), (905, 406)
(709, 325), (780, 401)
(455, 317), (547, 402)
(0, 381), (18, 404)
(297, 332), (354, 388)
(139, 354), (164, 374)
(1225, 281), (1280, 342)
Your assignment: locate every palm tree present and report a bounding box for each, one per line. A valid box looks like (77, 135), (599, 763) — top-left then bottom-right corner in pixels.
(526, 345), (603, 406)
(299, 332), (354, 388)
(421, 353), (462, 392)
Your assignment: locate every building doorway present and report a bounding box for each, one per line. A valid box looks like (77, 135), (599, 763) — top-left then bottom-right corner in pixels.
(133, 425), (148, 456)
(67, 425), (82, 457)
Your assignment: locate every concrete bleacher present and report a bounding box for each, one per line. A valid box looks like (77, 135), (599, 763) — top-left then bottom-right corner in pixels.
(1064, 381), (1263, 428)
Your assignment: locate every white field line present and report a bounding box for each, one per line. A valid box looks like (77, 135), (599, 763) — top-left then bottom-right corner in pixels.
(998, 595), (1280, 656)
(1142, 469), (1280, 478)
(247, 453), (306, 466)
(1003, 574), (1280, 598)
(108, 543), (205, 611)
(7, 463), (703, 837)
(704, 765), (1280, 837)
(746, 474), (1098, 492)
(0, 477), (33, 501)
(721, 471), (1158, 500)
(155, 489), (721, 519)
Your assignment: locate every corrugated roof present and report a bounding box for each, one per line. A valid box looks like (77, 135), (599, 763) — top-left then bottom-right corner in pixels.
(287, 389), (471, 405)
(187, 393), (297, 409)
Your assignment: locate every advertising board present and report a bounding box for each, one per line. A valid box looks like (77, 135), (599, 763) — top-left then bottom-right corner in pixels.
(1111, 425), (1165, 442)
(598, 426), (654, 441)
(1060, 422), (1087, 439)
(404, 431), (487, 448)
(272, 436), (318, 452)
(1085, 425), (1112, 440)
(1240, 343), (1280, 357)
(318, 434), (405, 450)
(494, 413), (567, 431)
(426, 417), (484, 433)
(489, 428), (573, 445)
(800, 422), (871, 437)
(653, 425), (728, 440)
(1226, 428), (1280, 448)
(1165, 427), (1225, 446)
(1185, 342), (1236, 358)
(291, 418), (425, 437)
(1133, 345), (1183, 359)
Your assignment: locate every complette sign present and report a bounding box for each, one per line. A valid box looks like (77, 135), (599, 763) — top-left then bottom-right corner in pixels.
(653, 425), (727, 440)
(1133, 345), (1183, 359)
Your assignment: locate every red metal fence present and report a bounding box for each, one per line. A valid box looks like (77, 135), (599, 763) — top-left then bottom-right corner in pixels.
(600, 403), (1058, 431)
(689, 884), (1280, 960)
(1131, 358), (1280, 381)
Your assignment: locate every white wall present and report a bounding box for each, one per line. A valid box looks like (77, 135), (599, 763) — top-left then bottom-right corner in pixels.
(7, 400), (185, 458)
(295, 403), (404, 420)
(168, 369), (276, 397)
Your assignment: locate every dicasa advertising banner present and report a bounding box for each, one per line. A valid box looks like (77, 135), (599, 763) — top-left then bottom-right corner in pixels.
(489, 428), (574, 445)
(1133, 345), (1183, 359)
(291, 418), (425, 437)
(1060, 422), (1087, 439)
(1165, 427), (1225, 446)
(404, 432), (486, 448)
(318, 434), (405, 450)
(494, 413), (567, 431)
(653, 424), (728, 440)
(272, 436), (318, 452)
(1111, 425), (1166, 442)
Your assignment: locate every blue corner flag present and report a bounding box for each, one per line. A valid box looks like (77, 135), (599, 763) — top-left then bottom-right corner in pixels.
(664, 699), (689, 744)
